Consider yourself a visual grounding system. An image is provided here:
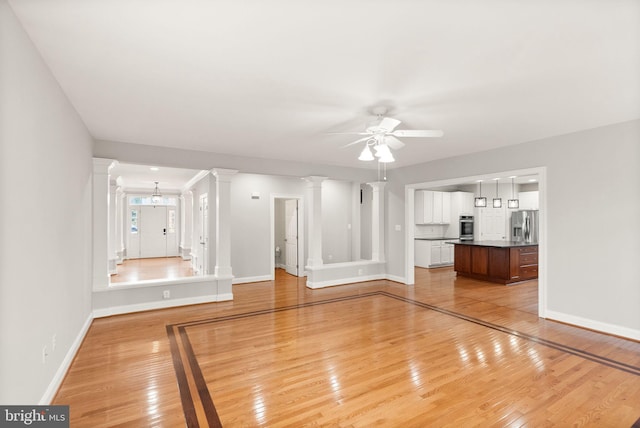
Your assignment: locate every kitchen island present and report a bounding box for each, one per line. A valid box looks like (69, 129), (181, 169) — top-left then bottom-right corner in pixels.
(450, 240), (538, 285)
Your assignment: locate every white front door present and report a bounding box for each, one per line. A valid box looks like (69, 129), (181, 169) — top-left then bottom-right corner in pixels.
(140, 206), (167, 258)
(285, 199), (298, 276)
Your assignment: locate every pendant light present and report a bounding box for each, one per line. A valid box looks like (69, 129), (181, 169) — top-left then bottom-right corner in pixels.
(151, 181), (162, 204)
(508, 176), (519, 209)
(493, 178), (502, 208)
(474, 180), (487, 207)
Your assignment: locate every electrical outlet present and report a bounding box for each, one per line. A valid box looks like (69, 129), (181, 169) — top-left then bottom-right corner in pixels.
(52, 334), (56, 352)
(42, 346), (48, 364)
(328, 255), (333, 260)
(163, 290), (170, 299)
(358, 269), (363, 275)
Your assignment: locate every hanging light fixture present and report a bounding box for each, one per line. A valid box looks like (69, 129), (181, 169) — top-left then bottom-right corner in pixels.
(474, 180), (487, 207)
(358, 141), (375, 161)
(374, 144), (395, 163)
(151, 181), (162, 204)
(508, 176), (519, 208)
(493, 178), (502, 208)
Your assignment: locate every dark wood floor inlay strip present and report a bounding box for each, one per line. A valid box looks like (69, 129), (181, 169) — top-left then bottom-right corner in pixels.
(379, 291), (640, 376)
(179, 326), (223, 428)
(167, 291), (640, 426)
(165, 324), (199, 428)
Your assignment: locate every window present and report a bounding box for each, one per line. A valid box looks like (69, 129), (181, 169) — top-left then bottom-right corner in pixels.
(129, 196), (177, 206)
(168, 209), (176, 233)
(130, 209), (138, 233)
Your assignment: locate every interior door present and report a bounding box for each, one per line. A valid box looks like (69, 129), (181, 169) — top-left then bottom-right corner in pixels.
(284, 199), (298, 276)
(478, 208), (506, 240)
(140, 206), (167, 258)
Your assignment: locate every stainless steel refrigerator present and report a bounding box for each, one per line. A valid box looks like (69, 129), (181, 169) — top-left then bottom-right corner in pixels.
(511, 210), (538, 243)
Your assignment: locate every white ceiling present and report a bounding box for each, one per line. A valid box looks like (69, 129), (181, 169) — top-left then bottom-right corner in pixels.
(9, 0), (640, 169)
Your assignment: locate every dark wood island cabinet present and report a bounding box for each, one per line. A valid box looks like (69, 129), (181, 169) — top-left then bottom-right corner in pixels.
(452, 241), (538, 285)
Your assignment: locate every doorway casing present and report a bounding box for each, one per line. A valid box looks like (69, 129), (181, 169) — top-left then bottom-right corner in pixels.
(404, 166), (547, 318)
(271, 194), (305, 279)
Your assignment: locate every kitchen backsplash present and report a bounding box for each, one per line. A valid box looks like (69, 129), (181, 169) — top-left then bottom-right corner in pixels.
(415, 224), (448, 238)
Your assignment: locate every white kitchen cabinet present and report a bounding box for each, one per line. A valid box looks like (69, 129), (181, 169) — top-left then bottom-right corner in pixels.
(415, 191), (451, 224)
(445, 192), (474, 238)
(415, 239), (454, 268)
(414, 240), (431, 267)
(518, 191), (539, 210)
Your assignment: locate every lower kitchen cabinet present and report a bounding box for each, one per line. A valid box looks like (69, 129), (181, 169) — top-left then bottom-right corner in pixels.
(415, 240), (454, 268)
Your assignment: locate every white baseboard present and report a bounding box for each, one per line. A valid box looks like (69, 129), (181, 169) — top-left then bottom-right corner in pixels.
(233, 275), (272, 285)
(40, 313), (94, 404)
(93, 294), (221, 318)
(216, 293), (234, 302)
(545, 310), (640, 341)
(306, 274), (386, 289)
(385, 274), (406, 284)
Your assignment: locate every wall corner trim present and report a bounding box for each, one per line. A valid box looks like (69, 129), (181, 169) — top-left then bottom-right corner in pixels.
(39, 313), (94, 405)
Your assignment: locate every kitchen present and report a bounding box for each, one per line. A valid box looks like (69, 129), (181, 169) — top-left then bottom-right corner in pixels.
(414, 175), (539, 284)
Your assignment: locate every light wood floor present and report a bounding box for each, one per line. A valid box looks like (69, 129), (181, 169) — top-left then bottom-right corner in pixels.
(111, 257), (195, 283)
(55, 268), (640, 427)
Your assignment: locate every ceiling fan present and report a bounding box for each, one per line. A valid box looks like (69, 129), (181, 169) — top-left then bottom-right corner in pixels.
(332, 107), (443, 163)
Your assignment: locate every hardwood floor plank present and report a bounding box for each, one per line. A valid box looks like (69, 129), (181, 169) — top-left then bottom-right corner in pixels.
(54, 268), (640, 427)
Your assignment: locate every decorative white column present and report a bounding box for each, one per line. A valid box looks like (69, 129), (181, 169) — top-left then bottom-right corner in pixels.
(92, 158), (117, 290)
(367, 181), (386, 262)
(180, 190), (193, 260)
(305, 176), (327, 267)
(107, 179), (118, 274)
(115, 186), (125, 264)
(211, 169), (238, 277)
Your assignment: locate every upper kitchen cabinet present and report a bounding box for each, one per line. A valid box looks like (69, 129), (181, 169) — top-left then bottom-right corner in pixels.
(415, 190), (451, 224)
(451, 191), (475, 216)
(519, 191), (539, 210)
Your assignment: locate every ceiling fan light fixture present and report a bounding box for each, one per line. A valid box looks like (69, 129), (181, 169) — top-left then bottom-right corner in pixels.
(374, 144), (392, 157)
(378, 151), (395, 163)
(358, 145), (375, 161)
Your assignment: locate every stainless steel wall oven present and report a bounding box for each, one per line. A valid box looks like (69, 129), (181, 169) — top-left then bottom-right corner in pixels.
(459, 215), (474, 241)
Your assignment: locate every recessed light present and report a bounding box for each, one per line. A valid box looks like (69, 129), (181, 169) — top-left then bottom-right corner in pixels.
(150, 167), (159, 171)
(528, 178), (537, 182)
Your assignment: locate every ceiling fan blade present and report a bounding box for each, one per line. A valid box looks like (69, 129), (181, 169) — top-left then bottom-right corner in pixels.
(327, 132), (371, 136)
(384, 135), (405, 150)
(391, 129), (444, 138)
(378, 117), (401, 132)
(341, 136), (372, 148)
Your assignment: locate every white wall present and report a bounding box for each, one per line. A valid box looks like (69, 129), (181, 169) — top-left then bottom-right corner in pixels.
(230, 173), (306, 280)
(360, 184), (373, 259)
(388, 120), (640, 336)
(322, 179), (353, 263)
(0, 1), (94, 403)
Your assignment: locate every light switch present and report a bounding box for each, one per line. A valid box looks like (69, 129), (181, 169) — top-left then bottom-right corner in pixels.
(395, 225), (402, 231)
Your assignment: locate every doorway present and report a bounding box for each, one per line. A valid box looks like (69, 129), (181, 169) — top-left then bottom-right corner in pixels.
(272, 196), (305, 279)
(405, 167), (546, 318)
(284, 199), (299, 276)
